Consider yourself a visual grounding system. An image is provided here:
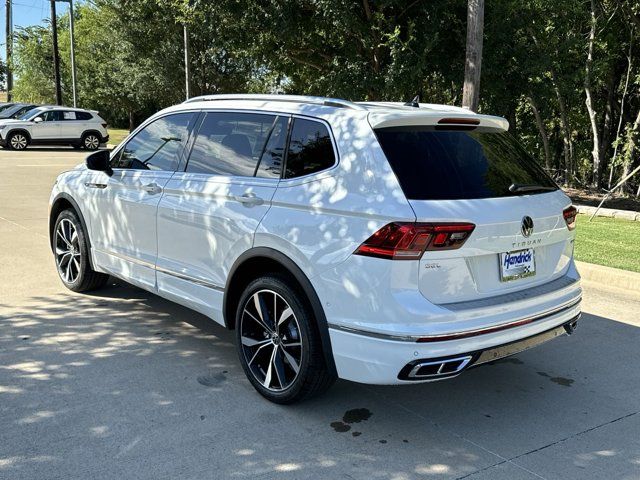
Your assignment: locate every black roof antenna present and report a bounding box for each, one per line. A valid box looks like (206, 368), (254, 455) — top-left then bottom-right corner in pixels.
(404, 95), (420, 108)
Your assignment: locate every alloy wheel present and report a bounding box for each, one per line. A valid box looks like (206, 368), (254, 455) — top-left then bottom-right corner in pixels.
(84, 135), (100, 150)
(55, 218), (81, 284)
(10, 134), (27, 150)
(240, 289), (303, 391)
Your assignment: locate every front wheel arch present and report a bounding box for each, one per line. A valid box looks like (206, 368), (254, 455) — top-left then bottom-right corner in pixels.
(49, 193), (95, 270)
(7, 129), (31, 148)
(224, 247), (337, 377)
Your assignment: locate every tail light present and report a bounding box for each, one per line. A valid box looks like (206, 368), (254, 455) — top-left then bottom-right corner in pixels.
(563, 206), (577, 230)
(354, 222), (475, 260)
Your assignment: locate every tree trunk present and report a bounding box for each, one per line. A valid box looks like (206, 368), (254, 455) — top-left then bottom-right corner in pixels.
(585, 0), (603, 188)
(128, 109), (135, 132)
(462, 0), (484, 112)
(551, 72), (573, 185)
(621, 108), (640, 193)
(528, 96), (551, 170)
(608, 27), (634, 189)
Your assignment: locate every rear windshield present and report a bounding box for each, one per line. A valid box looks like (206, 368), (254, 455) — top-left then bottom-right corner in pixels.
(374, 127), (557, 200)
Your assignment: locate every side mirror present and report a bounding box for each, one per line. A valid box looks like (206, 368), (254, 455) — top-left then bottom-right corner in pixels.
(33, 117), (43, 123)
(86, 150), (113, 176)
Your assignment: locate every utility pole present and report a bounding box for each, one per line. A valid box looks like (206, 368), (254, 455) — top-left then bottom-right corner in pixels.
(66, 0), (77, 107)
(183, 24), (190, 100)
(50, 0), (62, 105)
(5, 0), (12, 101)
(462, 0), (484, 112)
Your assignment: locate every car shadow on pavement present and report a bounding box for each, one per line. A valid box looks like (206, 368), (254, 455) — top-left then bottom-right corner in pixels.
(1, 281), (639, 479)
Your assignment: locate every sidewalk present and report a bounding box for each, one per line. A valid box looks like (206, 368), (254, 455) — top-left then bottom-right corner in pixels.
(576, 260), (640, 293)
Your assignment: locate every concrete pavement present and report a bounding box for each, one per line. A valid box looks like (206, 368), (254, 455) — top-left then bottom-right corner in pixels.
(1, 148), (640, 480)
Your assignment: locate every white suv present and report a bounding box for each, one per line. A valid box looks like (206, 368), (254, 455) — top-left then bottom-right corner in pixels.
(48, 94), (581, 403)
(0, 105), (109, 150)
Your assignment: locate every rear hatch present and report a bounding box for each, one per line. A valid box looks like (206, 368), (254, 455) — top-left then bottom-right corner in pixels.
(373, 120), (575, 304)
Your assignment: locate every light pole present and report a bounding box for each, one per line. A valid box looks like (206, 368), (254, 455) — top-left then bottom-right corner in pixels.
(60, 0), (77, 106)
(5, 0), (12, 101)
(50, 0), (62, 105)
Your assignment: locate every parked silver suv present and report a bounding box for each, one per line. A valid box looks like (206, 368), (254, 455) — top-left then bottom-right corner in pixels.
(0, 106), (109, 150)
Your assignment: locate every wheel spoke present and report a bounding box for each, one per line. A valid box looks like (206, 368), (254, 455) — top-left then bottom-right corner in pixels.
(254, 292), (273, 329)
(247, 342), (271, 367)
(57, 230), (71, 248)
(65, 260), (72, 282)
(244, 309), (272, 335)
(281, 347), (300, 374)
(281, 341), (301, 348)
(241, 336), (271, 348)
(277, 307), (293, 329)
(272, 347), (287, 388)
(263, 345), (277, 388)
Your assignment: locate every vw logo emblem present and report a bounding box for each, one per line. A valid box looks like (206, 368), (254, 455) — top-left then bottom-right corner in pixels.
(521, 216), (534, 237)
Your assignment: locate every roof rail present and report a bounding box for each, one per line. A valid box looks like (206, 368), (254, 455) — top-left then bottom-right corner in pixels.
(183, 94), (366, 110)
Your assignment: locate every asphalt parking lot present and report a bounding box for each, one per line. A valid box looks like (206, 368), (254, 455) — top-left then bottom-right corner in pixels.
(1, 148), (640, 480)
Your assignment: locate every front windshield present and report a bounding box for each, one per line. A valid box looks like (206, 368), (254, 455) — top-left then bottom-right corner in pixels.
(17, 108), (45, 121)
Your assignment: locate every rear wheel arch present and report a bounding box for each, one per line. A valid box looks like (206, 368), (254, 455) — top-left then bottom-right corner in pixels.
(49, 193), (95, 269)
(224, 247), (337, 376)
(81, 129), (102, 139)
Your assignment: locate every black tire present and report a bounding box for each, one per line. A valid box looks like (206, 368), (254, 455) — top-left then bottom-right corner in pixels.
(7, 131), (29, 150)
(82, 132), (101, 151)
(235, 274), (336, 404)
(53, 209), (109, 292)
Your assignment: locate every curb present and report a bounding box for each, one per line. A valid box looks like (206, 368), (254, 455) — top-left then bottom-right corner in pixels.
(575, 204), (640, 222)
(576, 260), (640, 293)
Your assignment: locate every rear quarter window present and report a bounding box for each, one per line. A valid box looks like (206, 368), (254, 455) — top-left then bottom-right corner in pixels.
(76, 112), (93, 120)
(284, 118), (335, 179)
(374, 127), (557, 200)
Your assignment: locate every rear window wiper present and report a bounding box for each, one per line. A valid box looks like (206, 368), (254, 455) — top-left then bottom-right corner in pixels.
(509, 183), (556, 193)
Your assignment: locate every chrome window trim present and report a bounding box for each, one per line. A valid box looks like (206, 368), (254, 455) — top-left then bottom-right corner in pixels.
(109, 109), (202, 169)
(181, 108), (291, 181)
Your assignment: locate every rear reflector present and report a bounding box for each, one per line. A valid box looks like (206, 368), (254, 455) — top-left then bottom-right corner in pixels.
(101, 123), (108, 128)
(354, 222), (475, 260)
(563, 206), (577, 230)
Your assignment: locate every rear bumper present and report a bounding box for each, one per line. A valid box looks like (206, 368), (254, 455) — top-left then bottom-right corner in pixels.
(328, 296), (581, 385)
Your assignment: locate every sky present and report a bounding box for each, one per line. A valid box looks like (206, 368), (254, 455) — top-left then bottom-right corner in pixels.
(0, 0), (72, 63)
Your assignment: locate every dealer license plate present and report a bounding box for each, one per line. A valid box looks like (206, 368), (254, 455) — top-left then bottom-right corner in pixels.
(499, 248), (536, 282)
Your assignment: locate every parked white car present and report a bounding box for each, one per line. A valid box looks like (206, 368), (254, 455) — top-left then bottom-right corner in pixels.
(0, 105), (109, 150)
(48, 94), (581, 403)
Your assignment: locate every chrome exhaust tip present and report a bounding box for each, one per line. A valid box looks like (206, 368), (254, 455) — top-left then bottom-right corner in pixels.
(404, 355), (473, 380)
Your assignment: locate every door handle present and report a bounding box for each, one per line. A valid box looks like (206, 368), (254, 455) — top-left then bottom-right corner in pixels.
(143, 182), (162, 195)
(234, 192), (263, 206)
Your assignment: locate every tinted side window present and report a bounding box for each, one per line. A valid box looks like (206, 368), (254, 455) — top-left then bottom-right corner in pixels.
(76, 112), (93, 120)
(62, 111), (77, 120)
(186, 112), (277, 176)
(284, 119), (335, 179)
(111, 113), (193, 171)
(256, 116), (288, 178)
(43, 111), (63, 121)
